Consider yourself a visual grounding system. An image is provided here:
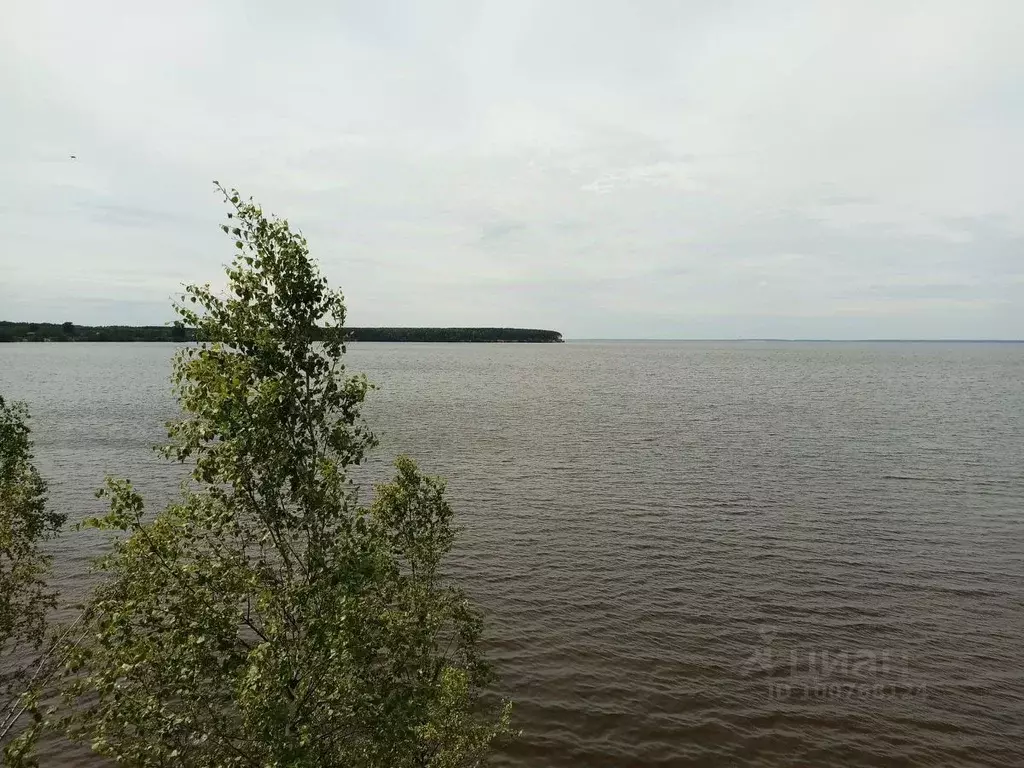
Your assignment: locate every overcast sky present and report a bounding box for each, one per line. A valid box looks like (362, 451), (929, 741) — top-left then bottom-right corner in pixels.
(2, 1), (1022, 338)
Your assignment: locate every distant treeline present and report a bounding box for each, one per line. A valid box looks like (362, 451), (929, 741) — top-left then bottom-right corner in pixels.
(0, 322), (563, 344)
(0, 322), (188, 342)
(343, 327), (563, 343)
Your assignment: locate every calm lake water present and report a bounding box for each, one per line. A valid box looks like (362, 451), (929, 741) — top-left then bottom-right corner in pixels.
(2, 341), (1023, 766)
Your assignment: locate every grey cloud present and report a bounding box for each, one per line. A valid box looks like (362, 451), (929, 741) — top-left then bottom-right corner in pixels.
(1, 0), (1022, 338)
(817, 195), (875, 207)
(477, 220), (528, 243)
(77, 202), (188, 229)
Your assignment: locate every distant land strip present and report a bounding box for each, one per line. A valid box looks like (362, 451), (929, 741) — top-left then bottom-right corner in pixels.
(0, 321), (563, 344)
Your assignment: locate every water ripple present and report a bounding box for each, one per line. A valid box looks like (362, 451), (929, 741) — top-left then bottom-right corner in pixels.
(1, 340), (1022, 766)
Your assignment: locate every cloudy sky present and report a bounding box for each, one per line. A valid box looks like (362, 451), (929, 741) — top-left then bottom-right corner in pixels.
(2, 1), (1022, 338)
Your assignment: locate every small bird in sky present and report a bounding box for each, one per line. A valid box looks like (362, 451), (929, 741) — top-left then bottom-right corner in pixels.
(69, 154), (77, 159)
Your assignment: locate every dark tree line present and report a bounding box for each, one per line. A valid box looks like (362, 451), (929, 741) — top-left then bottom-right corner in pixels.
(341, 327), (563, 342)
(0, 322), (563, 343)
(0, 322), (191, 343)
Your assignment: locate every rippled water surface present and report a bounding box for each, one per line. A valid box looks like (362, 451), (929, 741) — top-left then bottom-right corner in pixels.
(2, 341), (1023, 766)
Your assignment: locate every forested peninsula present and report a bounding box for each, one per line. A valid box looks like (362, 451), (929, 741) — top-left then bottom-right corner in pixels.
(0, 321), (564, 343)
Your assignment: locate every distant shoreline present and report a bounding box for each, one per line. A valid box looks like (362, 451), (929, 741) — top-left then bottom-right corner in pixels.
(3, 323), (1018, 344)
(0, 322), (564, 344)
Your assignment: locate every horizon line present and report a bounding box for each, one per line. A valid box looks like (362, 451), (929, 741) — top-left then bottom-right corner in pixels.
(565, 338), (1024, 343)
(3, 321), (1022, 344)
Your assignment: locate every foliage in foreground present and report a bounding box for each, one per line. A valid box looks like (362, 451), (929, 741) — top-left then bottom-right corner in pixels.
(27, 184), (512, 766)
(0, 397), (64, 752)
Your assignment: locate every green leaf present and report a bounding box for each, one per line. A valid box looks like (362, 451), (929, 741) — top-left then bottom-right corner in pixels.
(48, 186), (512, 768)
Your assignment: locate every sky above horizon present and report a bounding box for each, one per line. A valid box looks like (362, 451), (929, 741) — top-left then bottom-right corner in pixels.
(2, 1), (1022, 339)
